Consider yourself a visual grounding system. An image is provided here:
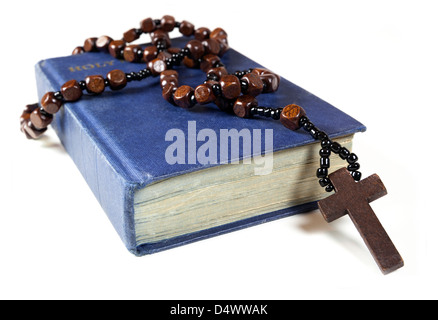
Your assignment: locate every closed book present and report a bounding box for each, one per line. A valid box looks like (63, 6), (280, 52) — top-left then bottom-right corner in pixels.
(35, 37), (366, 256)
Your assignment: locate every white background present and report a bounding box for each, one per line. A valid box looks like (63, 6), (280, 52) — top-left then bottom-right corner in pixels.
(1, 0), (437, 300)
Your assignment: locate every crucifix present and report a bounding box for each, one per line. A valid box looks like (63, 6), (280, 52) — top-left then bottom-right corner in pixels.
(318, 168), (404, 275)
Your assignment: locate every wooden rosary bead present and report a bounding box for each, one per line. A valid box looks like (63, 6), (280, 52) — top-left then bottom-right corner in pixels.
(160, 76), (178, 89)
(123, 28), (140, 43)
(108, 40), (126, 59)
(157, 51), (172, 61)
(162, 83), (177, 104)
(183, 56), (200, 69)
(21, 119), (47, 139)
(202, 39), (221, 56)
(160, 70), (178, 81)
(85, 75), (105, 94)
(233, 95), (258, 118)
(106, 69), (127, 90)
(123, 45), (143, 62)
(140, 17), (156, 33)
(200, 54), (221, 72)
(160, 70), (179, 88)
(186, 40), (205, 60)
(96, 35), (113, 52)
(280, 104), (306, 131)
(194, 27), (210, 41)
(41, 92), (62, 114)
(148, 58), (167, 76)
(206, 67), (228, 80)
(30, 107), (53, 129)
(241, 73), (264, 97)
(143, 45), (158, 63)
(194, 83), (216, 105)
(220, 74), (241, 100)
(251, 68), (280, 93)
(210, 28), (228, 40)
(72, 46), (84, 55)
(179, 20), (195, 36)
(61, 80), (83, 102)
(173, 85), (196, 108)
(83, 37), (97, 52)
(150, 29), (171, 47)
(215, 97), (235, 113)
(161, 15), (176, 32)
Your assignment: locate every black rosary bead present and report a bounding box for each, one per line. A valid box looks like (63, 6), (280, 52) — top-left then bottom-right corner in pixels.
(316, 168), (328, 179)
(250, 107), (258, 115)
(212, 83), (222, 96)
(351, 171), (362, 181)
(325, 184), (334, 192)
(309, 127), (320, 140)
(347, 162), (360, 171)
(319, 177), (330, 187)
(319, 147), (331, 158)
(79, 80), (87, 90)
(272, 108), (282, 120)
(339, 147), (350, 160)
(240, 80), (249, 93)
(207, 73), (219, 81)
(321, 139), (332, 149)
(330, 142), (341, 154)
(263, 107), (272, 117)
(256, 107), (266, 116)
(299, 116), (309, 127)
(53, 91), (63, 100)
(347, 153), (358, 164)
(302, 121), (314, 132)
(320, 157), (330, 169)
(317, 131), (328, 141)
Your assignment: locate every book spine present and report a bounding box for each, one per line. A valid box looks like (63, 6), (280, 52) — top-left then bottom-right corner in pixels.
(34, 60), (137, 252)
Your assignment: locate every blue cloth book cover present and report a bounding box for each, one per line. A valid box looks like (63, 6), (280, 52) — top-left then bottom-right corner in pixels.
(34, 37), (366, 255)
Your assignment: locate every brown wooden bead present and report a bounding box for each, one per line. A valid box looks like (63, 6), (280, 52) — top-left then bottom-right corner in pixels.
(179, 20), (195, 36)
(83, 37), (97, 52)
(210, 28), (228, 40)
(173, 85), (196, 108)
(251, 68), (281, 83)
(160, 70), (178, 88)
(220, 74), (241, 99)
(241, 73), (264, 97)
(123, 28), (140, 43)
(183, 56), (199, 69)
(157, 50), (172, 61)
(140, 17), (156, 33)
(61, 80), (83, 102)
(150, 29), (171, 47)
(160, 70), (179, 81)
(96, 35), (113, 52)
(85, 75), (105, 94)
(147, 58), (167, 76)
(215, 97), (235, 113)
(200, 54), (221, 72)
(202, 39), (221, 56)
(280, 104), (306, 131)
(72, 46), (84, 55)
(161, 15), (176, 32)
(194, 83), (216, 105)
(194, 27), (210, 40)
(206, 67), (228, 80)
(215, 36), (229, 56)
(233, 95), (258, 118)
(143, 45), (158, 63)
(108, 40), (126, 59)
(186, 40), (205, 60)
(162, 83), (177, 104)
(41, 92), (62, 114)
(107, 69), (127, 90)
(160, 77), (178, 89)
(30, 107), (53, 129)
(123, 45), (143, 62)
(21, 120), (47, 139)
(167, 47), (181, 54)
(251, 68), (280, 92)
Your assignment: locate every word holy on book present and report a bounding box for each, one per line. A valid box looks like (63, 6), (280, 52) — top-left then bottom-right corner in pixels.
(165, 121), (274, 175)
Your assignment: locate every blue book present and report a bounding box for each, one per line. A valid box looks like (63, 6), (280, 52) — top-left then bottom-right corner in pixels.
(35, 37), (365, 256)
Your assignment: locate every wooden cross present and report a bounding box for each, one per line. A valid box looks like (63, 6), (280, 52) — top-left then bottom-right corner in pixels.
(318, 168), (404, 274)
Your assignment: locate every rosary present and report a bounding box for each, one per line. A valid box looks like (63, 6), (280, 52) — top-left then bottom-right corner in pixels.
(19, 15), (403, 274)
